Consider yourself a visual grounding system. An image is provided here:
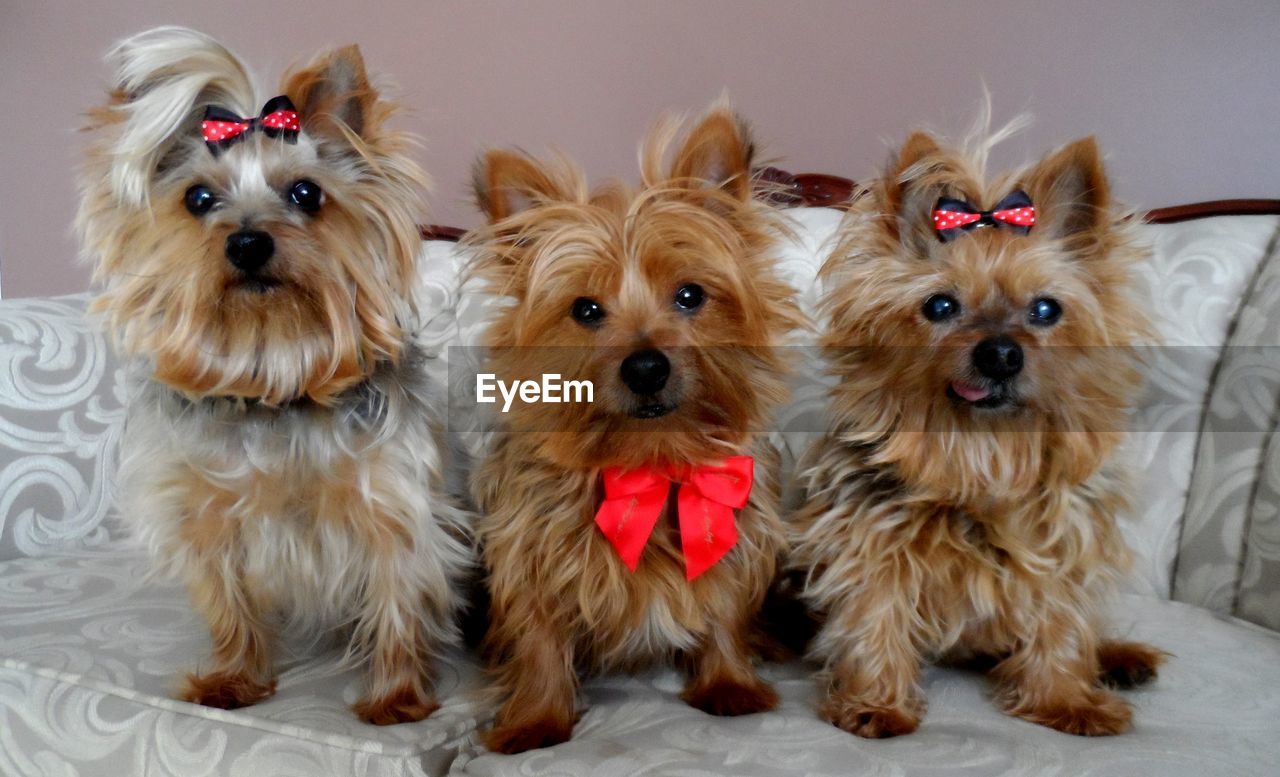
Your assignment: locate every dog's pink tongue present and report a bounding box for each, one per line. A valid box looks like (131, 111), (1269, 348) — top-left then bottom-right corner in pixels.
(951, 381), (990, 402)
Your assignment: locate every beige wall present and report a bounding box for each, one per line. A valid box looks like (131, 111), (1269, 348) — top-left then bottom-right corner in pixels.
(1, 0), (1277, 298)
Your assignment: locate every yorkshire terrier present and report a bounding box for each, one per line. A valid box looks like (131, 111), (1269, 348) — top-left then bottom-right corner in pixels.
(466, 102), (803, 753)
(789, 127), (1165, 737)
(76, 27), (469, 724)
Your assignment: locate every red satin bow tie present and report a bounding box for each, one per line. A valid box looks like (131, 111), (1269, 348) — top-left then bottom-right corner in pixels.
(201, 96), (300, 155)
(933, 190), (1036, 242)
(595, 456), (754, 580)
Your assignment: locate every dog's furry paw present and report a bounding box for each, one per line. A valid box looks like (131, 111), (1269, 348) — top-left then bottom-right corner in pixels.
(819, 697), (921, 738)
(178, 671), (276, 709)
(483, 717), (574, 754)
(352, 685), (440, 725)
(682, 677), (780, 717)
(1009, 690), (1133, 736)
(1098, 640), (1166, 689)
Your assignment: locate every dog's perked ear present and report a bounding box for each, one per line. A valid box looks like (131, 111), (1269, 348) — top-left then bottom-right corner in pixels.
(283, 44), (381, 146)
(886, 131), (942, 217)
(95, 26), (254, 204)
(882, 130), (970, 253)
(1021, 137), (1112, 254)
(665, 103), (756, 205)
(472, 149), (579, 223)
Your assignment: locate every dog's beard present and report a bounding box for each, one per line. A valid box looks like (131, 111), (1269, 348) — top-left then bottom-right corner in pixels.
(146, 281), (370, 405)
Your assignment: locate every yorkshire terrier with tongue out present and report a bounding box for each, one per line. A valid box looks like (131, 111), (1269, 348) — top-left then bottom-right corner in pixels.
(790, 127), (1165, 739)
(466, 102), (802, 754)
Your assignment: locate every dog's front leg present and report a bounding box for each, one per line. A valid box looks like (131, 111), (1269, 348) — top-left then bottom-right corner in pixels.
(177, 551), (277, 709)
(817, 564), (925, 738)
(682, 595), (780, 717)
(483, 605), (578, 754)
(352, 546), (442, 725)
(991, 600), (1132, 736)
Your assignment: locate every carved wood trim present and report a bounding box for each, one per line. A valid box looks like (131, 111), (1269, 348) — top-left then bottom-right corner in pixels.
(1143, 199), (1280, 224)
(419, 225), (466, 242)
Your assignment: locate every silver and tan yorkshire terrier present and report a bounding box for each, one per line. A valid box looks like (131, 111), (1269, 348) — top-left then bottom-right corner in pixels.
(76, 27), (470, 724)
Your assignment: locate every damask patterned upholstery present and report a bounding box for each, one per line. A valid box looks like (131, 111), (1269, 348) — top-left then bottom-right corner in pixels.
(1, 209), (1278, 776)
(0, 297), (124, 560)
(1169, 217), (1280, 624)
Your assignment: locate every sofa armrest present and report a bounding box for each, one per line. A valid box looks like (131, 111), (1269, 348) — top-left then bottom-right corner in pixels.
(0, 294), (124, 561)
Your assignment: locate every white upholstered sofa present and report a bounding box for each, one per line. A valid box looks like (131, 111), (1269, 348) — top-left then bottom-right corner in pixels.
(1, 195), (1278, 776)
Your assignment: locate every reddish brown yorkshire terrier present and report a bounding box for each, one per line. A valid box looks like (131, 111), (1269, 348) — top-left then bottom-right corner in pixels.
(790, 128), (1164, 738)
(467, 102), (803, 753)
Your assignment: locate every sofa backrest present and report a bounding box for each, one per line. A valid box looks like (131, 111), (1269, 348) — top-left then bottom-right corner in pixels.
(1161, 215), (1280, 626)
(0, 207), (1276, 629)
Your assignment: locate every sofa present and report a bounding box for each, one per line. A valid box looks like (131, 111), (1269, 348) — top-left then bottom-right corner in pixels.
(1, 182), (1278, 776)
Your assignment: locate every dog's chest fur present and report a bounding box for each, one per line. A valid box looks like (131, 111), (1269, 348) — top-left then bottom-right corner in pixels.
(795, 433), (1131, 653)
(116, 347), (454, 623)
(476, 435), (783, 672)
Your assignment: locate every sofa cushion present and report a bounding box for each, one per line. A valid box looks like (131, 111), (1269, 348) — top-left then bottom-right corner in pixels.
(1240, 423), (1280, 629)
(0, 549), (487, 776)
(1123, 215), (1280, 601)
(2, 548), (1278, 776)
(1171, 216), (1280, 621)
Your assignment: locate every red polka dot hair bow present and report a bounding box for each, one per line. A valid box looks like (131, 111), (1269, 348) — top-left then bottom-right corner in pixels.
(595, 456), (754, 581)
(932, 190), (1036, 242)
(201, 96), (301, 155)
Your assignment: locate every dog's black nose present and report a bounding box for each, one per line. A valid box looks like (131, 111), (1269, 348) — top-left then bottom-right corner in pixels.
(972, 336), (1024, 380)
(620, 349), (670, 395)
(225, 230), (275, 273)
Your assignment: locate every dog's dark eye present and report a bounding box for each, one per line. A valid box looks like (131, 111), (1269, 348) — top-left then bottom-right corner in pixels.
(674, 283), (705, 311)
(922, 294), (960, 322)
(570, 297), (605, 326)
(183, 185), (218, 217)
(287, 179), (323, 214)
(1029, 297), (1063, 326)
